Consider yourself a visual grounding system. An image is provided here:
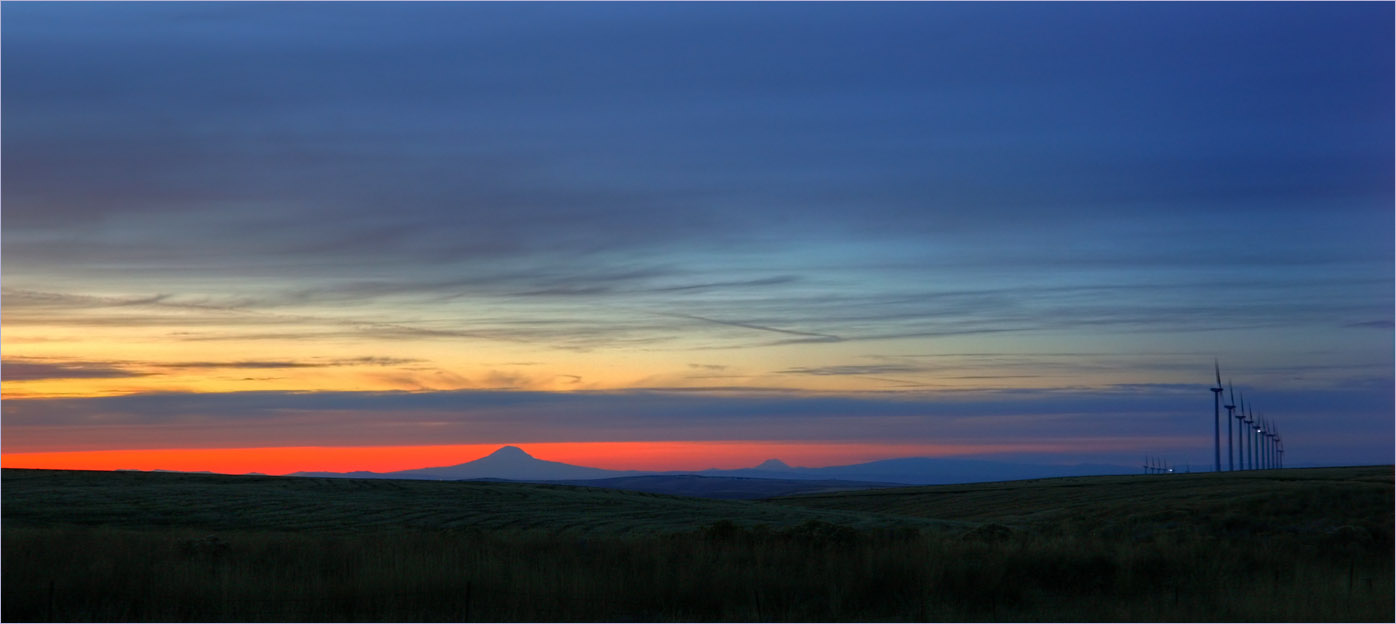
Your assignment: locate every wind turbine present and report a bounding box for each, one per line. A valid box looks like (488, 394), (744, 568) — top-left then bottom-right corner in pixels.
(1259, 417), (1269, 470)
(1266, 418), (1276, 470)
(1224, 381), (1237, 471)
(1234, 389), (1250, 470)
(1257, 414), (1265, 469)
(1254, 414), (1267, 470)
(1267, 419), (1278, 470)
(1242, 400), (1255, 470)
(1210, 361), (1224, 472)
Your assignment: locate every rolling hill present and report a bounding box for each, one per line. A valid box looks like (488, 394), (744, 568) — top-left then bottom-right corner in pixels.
(8, 464), (1387, 539)
(4, 465), (1390, 623)
(0, 467), (952, 535)
(773, 464), (1396, 538)
(544, 474), (906, 499)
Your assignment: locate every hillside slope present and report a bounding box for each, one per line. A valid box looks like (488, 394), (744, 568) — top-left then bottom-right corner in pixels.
(773, 465), (1394, 540)
(4, 466), (1390, 623)
(546, 474), (904, 499)
(0, 468), (952, 536)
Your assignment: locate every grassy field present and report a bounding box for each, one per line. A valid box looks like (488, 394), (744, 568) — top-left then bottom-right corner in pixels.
(0, 468), (955, 535)
(773, 465), (1394, 534)
(4, 466), (1391, 621)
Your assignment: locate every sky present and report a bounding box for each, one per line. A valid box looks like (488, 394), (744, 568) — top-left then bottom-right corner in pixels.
(2, 2), (1392, 474)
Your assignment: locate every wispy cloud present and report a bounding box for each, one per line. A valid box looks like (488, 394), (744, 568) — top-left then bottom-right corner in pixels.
(1, 359), (149, 381)
(1, 356), (427, 380)
(778, 364), (927, 376)
(660, 312), (843, 343)
(1344, 320), (1395, 329)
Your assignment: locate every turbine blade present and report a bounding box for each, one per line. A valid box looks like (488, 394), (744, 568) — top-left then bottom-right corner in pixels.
(1215, 359), (1221, 386)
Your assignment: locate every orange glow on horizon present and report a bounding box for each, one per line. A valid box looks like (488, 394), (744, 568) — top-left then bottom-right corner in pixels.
(0, 440), (1078, 476)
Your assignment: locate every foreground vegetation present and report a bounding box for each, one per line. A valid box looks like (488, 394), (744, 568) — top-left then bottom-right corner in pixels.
(4, 466), (1391, 621)
(0, 468), (948, 535)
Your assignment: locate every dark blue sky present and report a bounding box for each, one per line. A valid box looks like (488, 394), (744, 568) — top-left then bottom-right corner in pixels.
(2, 2), (1392, 469)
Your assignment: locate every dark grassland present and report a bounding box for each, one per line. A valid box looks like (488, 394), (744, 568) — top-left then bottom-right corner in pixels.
(4, 466), (1391, 622)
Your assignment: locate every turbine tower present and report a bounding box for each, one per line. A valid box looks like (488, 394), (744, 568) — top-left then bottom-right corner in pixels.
(1267, 418), (1276, 470)
(1144, 456), (1163, 475)
(1210, 361), (1224, 472)
(1254, 414), (1267, 470)
(1261, 418), (1273, 469)
(1260, 418), (1270, 470)
(1242, 400), (1255, 470)
(1224, 381), (1237, 471)
(1235, 389), (1250, 470)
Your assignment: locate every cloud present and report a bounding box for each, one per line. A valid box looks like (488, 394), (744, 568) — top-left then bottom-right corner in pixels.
(1, 359), (149, 381)
(7, 3), (1390, 289)
(155, 360), (324, 370)
(660, 312), (843, 343)
(779, 364), (927, 376)
(1345, 320), (1395, 329)
(333, 356), (424, 367)
(0, 356), (428, 380)
(154, 357), (426, 370)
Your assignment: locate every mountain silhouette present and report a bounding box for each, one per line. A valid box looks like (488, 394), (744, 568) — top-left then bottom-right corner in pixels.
(486, 445), (532, 460)
(294, 446), (623, 481)
(293, 446), (1136, 486)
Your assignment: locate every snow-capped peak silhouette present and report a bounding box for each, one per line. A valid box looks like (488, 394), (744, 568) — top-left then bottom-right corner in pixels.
(375, 446), (616, 481)
(484, 445), (533, 460)
(754, 458), (793, 470)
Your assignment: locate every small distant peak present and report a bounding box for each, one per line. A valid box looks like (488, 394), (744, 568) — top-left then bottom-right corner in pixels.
(755, 458), (792, 470)
(488, 445), (533, 459)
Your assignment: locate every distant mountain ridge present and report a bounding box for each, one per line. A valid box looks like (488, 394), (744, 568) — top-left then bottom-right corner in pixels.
(294, 446), (623, 481)
(290, 445), (1137, 488)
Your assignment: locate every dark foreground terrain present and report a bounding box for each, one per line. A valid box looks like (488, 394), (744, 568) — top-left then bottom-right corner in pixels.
(3, 465), (1391, 622)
